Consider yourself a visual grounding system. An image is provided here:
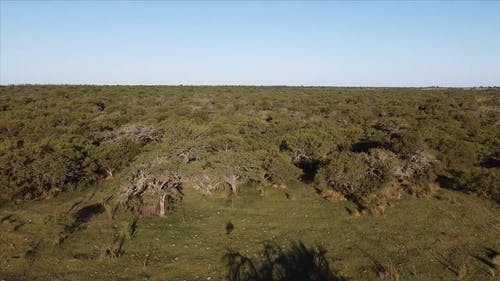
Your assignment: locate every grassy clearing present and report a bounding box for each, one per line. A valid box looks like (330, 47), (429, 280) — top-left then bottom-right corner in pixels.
(1, 183), (499, 280)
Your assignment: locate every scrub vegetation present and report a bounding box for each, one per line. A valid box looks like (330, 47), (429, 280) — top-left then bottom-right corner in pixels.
(0, 85), (499, 280)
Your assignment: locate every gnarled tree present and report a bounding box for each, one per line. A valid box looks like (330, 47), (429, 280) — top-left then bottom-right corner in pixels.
(205, 151), (265, 196)
(124, 160), (182, 217)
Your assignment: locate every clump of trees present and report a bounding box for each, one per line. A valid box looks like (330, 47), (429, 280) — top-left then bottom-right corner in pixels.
(316, 150), (395, 212)
(1, 85), (498, 210)
(0, 140), (98, 202)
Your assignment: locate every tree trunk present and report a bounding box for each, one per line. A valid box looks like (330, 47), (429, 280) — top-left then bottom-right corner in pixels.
(225, 174), (239, 196)
(158, 193), (167, 217)
(105, 168), (114, 179)
(230, 183), (238, 195)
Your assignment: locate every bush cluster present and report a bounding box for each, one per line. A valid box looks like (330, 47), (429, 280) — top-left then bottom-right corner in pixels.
(1, 86), (498, 207)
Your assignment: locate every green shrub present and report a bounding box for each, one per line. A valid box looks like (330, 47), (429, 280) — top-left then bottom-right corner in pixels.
(316, 150), (395, 208)
(456, 168), (500, 202)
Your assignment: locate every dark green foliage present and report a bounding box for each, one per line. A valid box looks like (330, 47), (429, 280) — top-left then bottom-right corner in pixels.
(0, 140), (98, 201)
(259, 149), (301, 184)
(93, 139), (141, 179)
(0, 86), (498, 205)
(316, 150), (396, 209)
(455, 168), (500, 202)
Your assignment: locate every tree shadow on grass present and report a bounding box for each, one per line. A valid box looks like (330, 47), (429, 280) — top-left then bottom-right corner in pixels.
(472, 247), (499, 270)
(223, 241), (346, 281)
(73, 203), (105, 224)
(58, 203), (105, 244)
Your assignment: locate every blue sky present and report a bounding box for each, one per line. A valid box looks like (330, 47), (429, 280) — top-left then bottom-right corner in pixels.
(1, 1), (499, 86)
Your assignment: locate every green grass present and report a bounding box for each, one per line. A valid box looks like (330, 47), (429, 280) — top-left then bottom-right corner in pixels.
(1, 183), (499, 280)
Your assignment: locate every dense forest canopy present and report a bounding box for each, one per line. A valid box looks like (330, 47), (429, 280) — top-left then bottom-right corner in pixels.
(0, 86), (499, 212)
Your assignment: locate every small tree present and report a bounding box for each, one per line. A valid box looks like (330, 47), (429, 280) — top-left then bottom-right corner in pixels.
(205, 151), (265, 196)
(29, 152), (71, 197)
(280, 129), (339, 182)
(124, 161), (182, 217)
(259, 149), (301, 184)
(94, 139), (141, 179)
(163, 121), (210, 163)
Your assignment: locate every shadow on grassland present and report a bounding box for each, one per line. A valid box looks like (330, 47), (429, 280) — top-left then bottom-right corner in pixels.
(223, 240), (346, 281)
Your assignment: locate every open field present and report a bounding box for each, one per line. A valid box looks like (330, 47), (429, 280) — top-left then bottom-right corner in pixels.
(1, 183), (499, 280)
(0, 86), (499, 280)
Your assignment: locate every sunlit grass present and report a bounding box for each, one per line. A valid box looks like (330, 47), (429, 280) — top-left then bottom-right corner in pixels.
(1, 183), (499, 280)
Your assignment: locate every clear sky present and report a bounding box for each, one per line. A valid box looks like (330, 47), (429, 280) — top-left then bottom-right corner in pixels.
(1, 1), (499, 86)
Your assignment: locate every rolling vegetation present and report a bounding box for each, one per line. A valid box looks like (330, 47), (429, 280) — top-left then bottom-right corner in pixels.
(0, 85), (499, 280)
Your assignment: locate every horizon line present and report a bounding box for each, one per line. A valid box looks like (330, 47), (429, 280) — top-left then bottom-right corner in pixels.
(1, 84), (499, 89)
